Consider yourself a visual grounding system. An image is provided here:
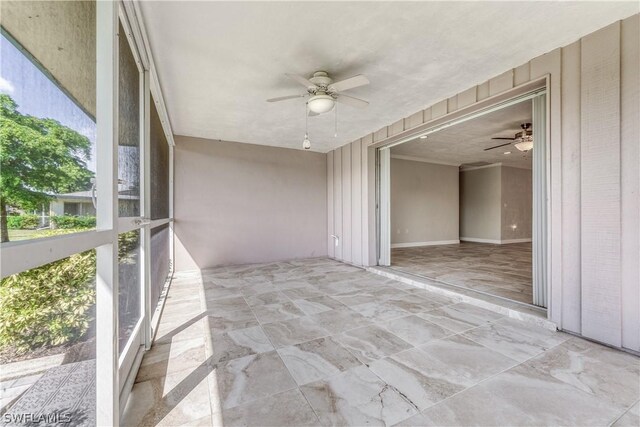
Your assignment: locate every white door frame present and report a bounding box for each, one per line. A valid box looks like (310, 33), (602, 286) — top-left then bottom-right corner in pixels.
(378, 148), (391, 266)
(375, 84), (549, 309)
(532, 93), (549, 307)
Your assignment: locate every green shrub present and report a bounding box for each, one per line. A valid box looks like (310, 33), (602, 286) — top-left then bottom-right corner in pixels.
(51, 215), (96, 230)
(6, 214), (40, 230)
(0, 250), (96, 353)
(0, 230), (138, 355)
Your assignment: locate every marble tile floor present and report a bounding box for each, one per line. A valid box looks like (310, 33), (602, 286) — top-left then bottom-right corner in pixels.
(391, 242), (534, 304)
(121, 258), (639, 427)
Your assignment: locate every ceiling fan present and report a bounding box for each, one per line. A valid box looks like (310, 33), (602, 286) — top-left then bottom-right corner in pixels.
(267, 71), (370, 116)
(484, 123), (534, 152)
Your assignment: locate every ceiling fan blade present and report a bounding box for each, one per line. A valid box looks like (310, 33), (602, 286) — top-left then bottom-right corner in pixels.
(285, 73), (317, 89)
(484, 142), (513, 151)
(336, 93), (369, 109)
(328, 74), (370, 92)
(266, 94), (306, 103)
(491, 137), (516, 140)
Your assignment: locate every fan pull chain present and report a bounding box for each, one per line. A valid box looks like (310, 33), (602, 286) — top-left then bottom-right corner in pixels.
(302, 101), (311, 149)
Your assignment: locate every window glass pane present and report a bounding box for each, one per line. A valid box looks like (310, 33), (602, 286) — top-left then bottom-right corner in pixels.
(0, 246), (96, 424)
(118, 230), (141, 354)
(150, 100), (170, 220)
(150, 224), (170, 311)
(0, 2), (97, 243)
(118, 23), (140, 217)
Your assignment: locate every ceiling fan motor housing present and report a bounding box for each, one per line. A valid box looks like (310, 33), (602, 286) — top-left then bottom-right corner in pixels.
(309, 71), (333, 89)
(267, 70), (369, 116)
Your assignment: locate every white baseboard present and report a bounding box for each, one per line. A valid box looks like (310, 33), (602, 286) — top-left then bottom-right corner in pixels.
(391, 240), (460, 248)
(460, 237), (532, 244)
(500, 238), (532, 244)
(460, 237), (501, 244)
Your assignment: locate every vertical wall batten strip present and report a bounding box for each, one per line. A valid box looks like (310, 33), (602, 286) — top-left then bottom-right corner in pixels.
(360, 141), (368, 265)
(334, 148), (343, 260)
(362, 134), (375, 266)
(580, 22), (622, 347)
(514, 63), (531, 86)
(560, 41), (583, 334)
(368, 143), (377, 266)
(342, 145), (352, 263)
(327, 151), (335, 258)
(352, 140), (363, 266)
(620, 14), (640, 352)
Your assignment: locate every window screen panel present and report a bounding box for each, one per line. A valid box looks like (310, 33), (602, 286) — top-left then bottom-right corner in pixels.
(117, 22), (140, 217)
(150, 223), (170, 310)
(150, 100), (169, 220)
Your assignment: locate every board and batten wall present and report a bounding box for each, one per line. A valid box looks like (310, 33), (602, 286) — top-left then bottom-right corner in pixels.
(390, 158), (459, 247)
(174, 136), (327, 270)
(326, 15), (639, 351)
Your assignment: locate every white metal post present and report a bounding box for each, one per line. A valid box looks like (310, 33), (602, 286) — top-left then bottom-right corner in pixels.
(142, 69), (152, 350)
(169, 143), (175, 271)
(96, 1), (119, 425)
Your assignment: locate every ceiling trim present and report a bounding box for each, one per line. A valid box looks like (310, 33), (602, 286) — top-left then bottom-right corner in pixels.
(460, 162), (503, 171)
(391, 154), (460, 167)
(460, 162), (533, 171)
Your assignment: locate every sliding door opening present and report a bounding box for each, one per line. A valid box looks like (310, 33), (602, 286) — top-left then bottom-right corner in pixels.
(377, 89), (548, 309)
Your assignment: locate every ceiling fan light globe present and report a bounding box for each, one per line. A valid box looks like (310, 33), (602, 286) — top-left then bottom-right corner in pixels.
(514, 140), (533, 152)
(308, 94), (335, 114)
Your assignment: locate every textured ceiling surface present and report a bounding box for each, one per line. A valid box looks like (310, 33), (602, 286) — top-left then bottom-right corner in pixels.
(392, 99), (533, 169)
(140, 1), (637, 152)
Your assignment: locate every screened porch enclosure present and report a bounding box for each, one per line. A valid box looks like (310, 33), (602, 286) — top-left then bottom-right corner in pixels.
(0, 1), (174, 424)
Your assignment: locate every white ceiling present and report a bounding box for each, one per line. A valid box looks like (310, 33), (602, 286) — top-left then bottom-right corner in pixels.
(140, 1), (638, 153)
(392, 99), (533, 169)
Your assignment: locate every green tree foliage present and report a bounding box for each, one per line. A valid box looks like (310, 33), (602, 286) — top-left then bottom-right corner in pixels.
(0, 94), (93, 242)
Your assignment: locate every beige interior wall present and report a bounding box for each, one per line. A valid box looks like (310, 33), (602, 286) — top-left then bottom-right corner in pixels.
(501, 166), (532, 241)
(390, 158), (459, 246)
(459, 166), (502, 241)
(174, 136), (327, 270)
(390, 161), (531, 245)
(327, 14), (639, 351)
